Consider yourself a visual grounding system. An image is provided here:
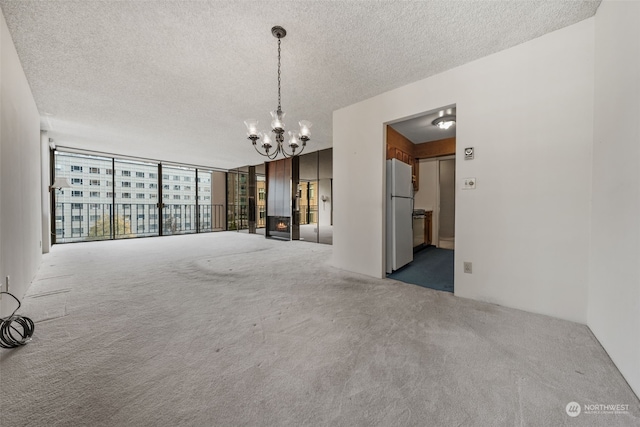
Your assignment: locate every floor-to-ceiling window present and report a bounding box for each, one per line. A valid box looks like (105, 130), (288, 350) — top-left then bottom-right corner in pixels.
(113, 158), (159, 239)
(197, 169), (226, 232)
(53, 151), (226, 243)
(54, 152), (114, 242)
(161, 165), (196, 235)
(227, 168), (249, 231)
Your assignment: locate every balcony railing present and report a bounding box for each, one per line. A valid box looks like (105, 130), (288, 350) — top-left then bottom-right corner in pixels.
(299, 206), (318, 225)
(54, 202), (225, 243)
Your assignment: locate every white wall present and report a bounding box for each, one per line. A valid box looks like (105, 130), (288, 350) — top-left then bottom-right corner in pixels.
(333, 18), (594, 323)
(0, 10), (42, 315)
(589, 0), (640, 398)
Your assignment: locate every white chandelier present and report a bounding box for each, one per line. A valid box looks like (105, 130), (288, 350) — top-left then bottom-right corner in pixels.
(244, 26), (311, 159)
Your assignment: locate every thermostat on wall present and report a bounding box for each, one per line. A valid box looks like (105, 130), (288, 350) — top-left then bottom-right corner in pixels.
(464, 147), (474, 160)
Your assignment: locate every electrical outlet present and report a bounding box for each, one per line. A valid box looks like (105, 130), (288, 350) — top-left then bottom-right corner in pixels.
(463, 262), (472, 274)
(1, 276), (9, 297)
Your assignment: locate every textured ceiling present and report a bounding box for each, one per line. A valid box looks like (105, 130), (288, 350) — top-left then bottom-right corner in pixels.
(0, 0), (600, 170)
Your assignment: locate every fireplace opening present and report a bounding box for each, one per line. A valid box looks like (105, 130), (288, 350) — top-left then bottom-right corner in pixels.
(267, 216), (290, 240)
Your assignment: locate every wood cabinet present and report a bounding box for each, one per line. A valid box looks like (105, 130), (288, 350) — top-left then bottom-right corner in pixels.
(387, 125), (456, 193)
(425, 211), (432, 245)
(387, 126), (419, 191)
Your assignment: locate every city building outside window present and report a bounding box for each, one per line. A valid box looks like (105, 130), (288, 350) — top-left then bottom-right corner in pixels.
(54, 151), (224, 243)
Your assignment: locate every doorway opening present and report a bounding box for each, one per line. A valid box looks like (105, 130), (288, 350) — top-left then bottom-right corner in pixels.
(385, 105), (456, 293)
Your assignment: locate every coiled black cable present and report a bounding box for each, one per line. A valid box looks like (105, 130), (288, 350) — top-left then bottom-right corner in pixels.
(0, 292), (35, 349)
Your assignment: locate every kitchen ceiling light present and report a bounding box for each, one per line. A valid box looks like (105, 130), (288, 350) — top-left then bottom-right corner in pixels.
(244, 26), (311, 159)
(432, 115), (456, 130)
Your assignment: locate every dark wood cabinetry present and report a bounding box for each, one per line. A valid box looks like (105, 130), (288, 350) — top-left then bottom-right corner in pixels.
(425, 211), (432, 246)
(386, 125), (455, 193)
(387, 127), (419, 191)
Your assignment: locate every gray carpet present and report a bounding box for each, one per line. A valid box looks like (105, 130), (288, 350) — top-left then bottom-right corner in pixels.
(1, 232), (638, 426)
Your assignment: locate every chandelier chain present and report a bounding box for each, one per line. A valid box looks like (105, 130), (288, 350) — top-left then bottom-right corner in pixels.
(277, 36), (281, 112)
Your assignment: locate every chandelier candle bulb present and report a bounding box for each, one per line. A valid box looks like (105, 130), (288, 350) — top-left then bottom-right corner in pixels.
(261, 133), (273, 150)
(244, 119), (259, 138)
(288, 131), (300, 148)
(270, 110), (285, 131)
(299, 120), (312, 139)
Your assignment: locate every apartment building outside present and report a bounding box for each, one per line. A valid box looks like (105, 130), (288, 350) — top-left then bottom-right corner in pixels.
(54, 151), (222, 242)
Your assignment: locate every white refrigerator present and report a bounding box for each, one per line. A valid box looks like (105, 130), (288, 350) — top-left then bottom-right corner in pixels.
(386, 159), (413, 273)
